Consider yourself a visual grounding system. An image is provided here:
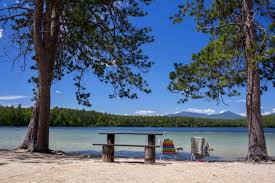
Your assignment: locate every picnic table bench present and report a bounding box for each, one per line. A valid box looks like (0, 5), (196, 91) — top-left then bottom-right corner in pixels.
(93, 131), (164, 164)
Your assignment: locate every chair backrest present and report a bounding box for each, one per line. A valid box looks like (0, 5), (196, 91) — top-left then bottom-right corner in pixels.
(162, 139), (176, 154)
(191, 137), (209, 157)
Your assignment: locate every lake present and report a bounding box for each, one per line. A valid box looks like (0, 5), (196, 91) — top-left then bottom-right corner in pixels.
(0, 127), (274, 161)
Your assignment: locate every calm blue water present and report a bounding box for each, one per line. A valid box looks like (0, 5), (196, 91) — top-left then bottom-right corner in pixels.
(0, 127), (274, 160)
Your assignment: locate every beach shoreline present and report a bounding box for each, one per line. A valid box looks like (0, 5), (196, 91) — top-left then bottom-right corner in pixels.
(0, 149), (275, 183)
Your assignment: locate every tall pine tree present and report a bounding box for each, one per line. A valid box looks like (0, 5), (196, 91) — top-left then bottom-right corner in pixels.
(0, 0), (153, 152)
(169, 0), (274, 161)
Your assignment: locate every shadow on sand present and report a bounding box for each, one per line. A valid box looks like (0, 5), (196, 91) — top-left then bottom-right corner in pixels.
(0, 149), (99, 165)
(1, 149), (274, 167)
(0, 149), (171, 166)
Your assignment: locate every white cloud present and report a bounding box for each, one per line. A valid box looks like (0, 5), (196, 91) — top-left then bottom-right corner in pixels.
(55, 90), (62, 94)
(0, 95), (28, 100)
(185, 108), (216, 115)
(135, 110), (158, 116)
(262, 111), (272, 116)
(219, 110), (227, 114)
(262, 108), (275, 116)
(239, 108), (275, 116)
(0, 29), (3, 38)
(174, 108), (232, 115)
(226, 99), (246, 103)
(0, 102), (30, 108)
(21, 105), (30, 108)
(239, 113), (247, 117)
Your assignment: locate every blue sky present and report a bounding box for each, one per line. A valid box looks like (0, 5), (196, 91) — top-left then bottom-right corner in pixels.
(0, 1), (274, 116)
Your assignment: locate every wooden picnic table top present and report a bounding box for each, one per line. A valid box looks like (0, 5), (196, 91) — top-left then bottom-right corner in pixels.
(97, 130), (165, 135)
(93, 143), (161, 148)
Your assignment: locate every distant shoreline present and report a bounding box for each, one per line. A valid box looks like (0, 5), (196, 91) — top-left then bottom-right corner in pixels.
(1, 106), (275, 127)
(1, 126), (275, 130)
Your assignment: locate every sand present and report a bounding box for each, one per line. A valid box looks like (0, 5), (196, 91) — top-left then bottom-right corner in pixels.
(0, 150), (274, 183)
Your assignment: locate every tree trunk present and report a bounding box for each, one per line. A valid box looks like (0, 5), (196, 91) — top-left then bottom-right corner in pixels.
(35, 58), (52, 153)
(18, 102), (39, 151)
(246, 65), (269, 161)
(17, 0), (60, 153)
(19, 59), (53, 153)
(243, 0), (269, 161)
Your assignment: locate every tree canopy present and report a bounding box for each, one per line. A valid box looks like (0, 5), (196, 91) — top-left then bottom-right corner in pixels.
(0, 0), (154, 105)
(169, 0), (274, 103)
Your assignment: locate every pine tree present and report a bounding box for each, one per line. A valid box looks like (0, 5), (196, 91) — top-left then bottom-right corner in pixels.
(169, 0), (274, 161)
(0, 0), (153, 152)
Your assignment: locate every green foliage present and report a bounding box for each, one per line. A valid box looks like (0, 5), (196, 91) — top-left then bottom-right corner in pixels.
(0, 105), (274, 127)
(169, 0), (274, 103)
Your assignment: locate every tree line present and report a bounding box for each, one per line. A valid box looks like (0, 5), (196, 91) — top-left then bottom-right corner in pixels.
(1, 105), (274, 128)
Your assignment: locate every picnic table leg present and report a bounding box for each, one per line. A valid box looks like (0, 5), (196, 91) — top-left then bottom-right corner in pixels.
(102, 134), (115, 162)
(144, 134), (155, 164)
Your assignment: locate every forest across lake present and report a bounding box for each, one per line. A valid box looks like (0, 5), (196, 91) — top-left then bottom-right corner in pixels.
(1, 105), (274, 128)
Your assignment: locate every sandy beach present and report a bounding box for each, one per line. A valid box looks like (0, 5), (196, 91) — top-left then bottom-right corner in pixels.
(0, 150), (274, 183)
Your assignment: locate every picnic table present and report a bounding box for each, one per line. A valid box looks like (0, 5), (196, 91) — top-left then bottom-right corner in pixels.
(93, 131), (165, 164)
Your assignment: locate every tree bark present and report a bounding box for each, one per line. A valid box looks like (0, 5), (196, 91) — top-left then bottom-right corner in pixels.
(35, 59), (52, 153)
(246, 65), (269, 161)
(18, 102), (39, 151)
(243, 0), (269, 161)
(25, 0), (59, 153)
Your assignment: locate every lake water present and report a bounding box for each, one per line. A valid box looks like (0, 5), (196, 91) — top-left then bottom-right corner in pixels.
(0, 127), (274, 161)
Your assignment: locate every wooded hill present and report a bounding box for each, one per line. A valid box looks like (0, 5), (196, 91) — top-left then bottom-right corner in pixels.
(0, 105), (274, 128)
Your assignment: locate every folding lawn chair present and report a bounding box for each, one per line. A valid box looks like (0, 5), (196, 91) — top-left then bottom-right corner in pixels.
(191, 137), (213, 161)
(160, 138), (183, 160)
